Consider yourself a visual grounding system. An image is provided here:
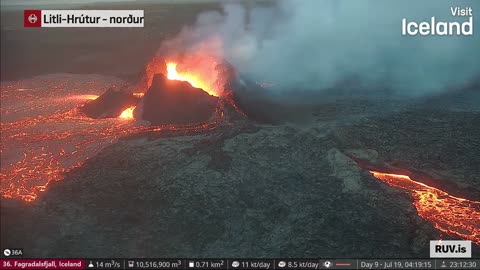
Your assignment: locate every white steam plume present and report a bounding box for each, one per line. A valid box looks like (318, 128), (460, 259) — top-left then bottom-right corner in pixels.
(159, 0), (480, 96)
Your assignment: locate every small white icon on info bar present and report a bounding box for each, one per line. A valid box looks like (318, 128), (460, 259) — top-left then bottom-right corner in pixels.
(3, 249), (11, 257)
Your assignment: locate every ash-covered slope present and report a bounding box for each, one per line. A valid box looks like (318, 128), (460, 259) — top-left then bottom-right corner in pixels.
(0, 121), (442, 258)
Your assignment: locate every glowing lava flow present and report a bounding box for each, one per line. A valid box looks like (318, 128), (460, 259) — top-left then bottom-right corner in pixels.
(166, 62), (217, 96)
(1, 74), (223, 203)
(370, 171), (480, 245)
(119, 106), (135, 120)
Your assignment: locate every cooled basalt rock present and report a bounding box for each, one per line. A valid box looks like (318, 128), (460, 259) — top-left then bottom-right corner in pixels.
(141, 73), (218, 125)
(79, 88), (139, 119)
(230, 77), (317, 124)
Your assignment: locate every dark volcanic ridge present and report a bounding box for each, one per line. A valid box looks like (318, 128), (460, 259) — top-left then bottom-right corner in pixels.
(139, 73), (218, 125)
(80, 87), (139, 119)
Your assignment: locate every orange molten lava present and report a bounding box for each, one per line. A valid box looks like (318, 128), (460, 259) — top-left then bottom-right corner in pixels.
(1, 76), (224, 203)
(68, 94), (99, 100)
(370, 171), (480, 245)
(166, 62), (217, 96)
(83, 94), (99, 100)
(119, 106), (135, 120)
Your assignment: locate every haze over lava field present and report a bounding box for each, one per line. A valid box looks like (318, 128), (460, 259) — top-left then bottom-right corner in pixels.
(1, 0), (480, 258)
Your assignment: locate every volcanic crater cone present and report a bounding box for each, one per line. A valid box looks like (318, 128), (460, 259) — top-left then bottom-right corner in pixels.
(79, 57), (243, 124)
(139, 73), (219, 125)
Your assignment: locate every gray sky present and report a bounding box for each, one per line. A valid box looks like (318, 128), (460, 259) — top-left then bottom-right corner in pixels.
(1, 0), (132, 5)
(0, 0), (227, 6)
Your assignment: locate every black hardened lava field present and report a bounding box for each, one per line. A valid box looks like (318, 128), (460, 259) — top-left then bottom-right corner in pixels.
(1, 0), (479, 266)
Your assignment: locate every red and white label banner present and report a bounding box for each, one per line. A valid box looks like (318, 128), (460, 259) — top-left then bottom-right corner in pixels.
(24, 10), (144, 27)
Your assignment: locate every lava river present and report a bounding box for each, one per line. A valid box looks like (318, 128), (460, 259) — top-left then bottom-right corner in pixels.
(1, 72), (221, 202)
(370, 171), (480, 245)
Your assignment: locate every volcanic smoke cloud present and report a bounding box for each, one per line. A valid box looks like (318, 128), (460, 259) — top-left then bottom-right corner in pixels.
(160, 0), (480, 97)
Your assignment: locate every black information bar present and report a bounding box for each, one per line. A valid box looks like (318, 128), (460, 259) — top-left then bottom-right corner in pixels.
(82, 259), (480, 270)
